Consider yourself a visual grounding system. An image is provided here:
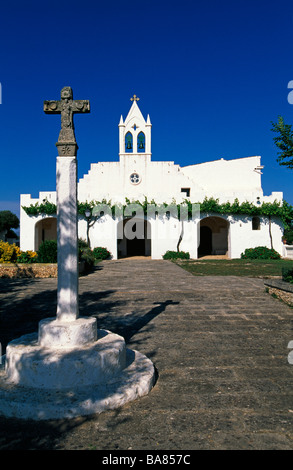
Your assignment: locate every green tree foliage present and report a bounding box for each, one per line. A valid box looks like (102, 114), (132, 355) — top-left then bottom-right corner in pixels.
(271, 116), (293, 169)
(0, 211), (19, 232)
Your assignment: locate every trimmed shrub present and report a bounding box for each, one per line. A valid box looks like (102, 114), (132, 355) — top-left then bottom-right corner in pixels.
(241, 246), (281, 260)
(92, 247), (111, 260)
(163, 250), (190, 260)
(37, 240), (57, 263)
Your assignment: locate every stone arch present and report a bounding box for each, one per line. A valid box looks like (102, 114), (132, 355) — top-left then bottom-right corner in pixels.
(198, 216), (230, 257)
(117, 217), (151, 258)
(34, 217), (57, 251)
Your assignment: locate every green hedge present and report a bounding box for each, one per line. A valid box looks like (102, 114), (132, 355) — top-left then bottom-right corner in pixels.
(240, 246), (281, 260)
(163, 250), (190, 260)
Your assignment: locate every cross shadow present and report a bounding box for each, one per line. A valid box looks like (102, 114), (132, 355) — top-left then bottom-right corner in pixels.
(79, 291), (178, 344)
(122, 300), (178, 342)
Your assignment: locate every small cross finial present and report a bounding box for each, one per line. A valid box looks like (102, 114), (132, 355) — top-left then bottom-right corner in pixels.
(130, 94), (140, 102)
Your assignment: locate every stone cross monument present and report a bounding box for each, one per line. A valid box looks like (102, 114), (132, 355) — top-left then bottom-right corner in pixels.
(41, 86), (94, 339)
(0, 87), (155, 420)
(44, 85), (90, 156)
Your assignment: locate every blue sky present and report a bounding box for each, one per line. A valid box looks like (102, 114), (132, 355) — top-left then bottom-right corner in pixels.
(0, 0), (293, 220)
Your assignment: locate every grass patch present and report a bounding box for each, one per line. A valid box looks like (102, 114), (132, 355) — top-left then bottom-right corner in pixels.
(173, 258), (293, 277)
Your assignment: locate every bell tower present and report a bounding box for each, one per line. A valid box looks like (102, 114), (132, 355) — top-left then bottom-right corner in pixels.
(119, 95), (152, 160)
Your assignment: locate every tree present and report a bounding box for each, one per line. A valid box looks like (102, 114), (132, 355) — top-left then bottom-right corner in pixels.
(0, 211), (19, 233)
(271, 116), (293, 169)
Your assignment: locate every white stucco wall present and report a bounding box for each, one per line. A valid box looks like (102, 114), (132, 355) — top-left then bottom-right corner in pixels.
(228, 215), (283, 258)
(20, 192), (57, 252)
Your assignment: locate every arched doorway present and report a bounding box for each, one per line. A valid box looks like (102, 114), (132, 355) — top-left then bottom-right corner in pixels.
(117, 218), (151, 258)
(198, 216), (230, 257)
(198, 226), (212, 257)
(35, 217), (57, 251)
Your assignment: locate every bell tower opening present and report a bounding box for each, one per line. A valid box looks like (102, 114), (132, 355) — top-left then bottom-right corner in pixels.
(125, 132), (133, 152)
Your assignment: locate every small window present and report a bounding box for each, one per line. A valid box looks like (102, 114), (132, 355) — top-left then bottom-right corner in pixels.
(130, 173), (141, 184)
(252, 216), (260, 230)
(125, 132), (133, 152)
(181, 188), (190, 197)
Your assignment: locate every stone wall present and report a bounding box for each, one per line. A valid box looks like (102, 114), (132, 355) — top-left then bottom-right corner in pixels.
(0, 262), (86, 279)
(264, 279), (293, 307)
(0, 263), (58, 278)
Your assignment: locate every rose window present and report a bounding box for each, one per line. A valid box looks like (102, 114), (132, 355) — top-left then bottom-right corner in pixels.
(130, 173), (141, 184)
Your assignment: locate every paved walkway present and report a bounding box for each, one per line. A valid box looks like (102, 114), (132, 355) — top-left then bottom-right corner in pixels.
(0, 259), (293, 450)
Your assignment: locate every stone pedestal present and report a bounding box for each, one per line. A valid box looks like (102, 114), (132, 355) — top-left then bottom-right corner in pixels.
(0, 319), (155, 420)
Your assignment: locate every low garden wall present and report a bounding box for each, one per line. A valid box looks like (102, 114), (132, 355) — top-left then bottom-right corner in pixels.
(0, 262), (86, 279)
(264, 279), (293, 307)
(0, 263), (57, 278)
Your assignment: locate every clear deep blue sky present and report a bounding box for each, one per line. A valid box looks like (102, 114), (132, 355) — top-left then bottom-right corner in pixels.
(0, 0), (293, 218)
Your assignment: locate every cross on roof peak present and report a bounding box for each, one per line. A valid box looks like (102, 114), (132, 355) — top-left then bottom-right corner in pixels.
(130, 94), (140, 102)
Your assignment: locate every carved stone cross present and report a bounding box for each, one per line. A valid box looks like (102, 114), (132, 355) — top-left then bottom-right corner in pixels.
(44, 86), (90, 156)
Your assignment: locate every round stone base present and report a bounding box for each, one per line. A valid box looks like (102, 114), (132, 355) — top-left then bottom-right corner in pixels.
(38, 316), (97, 348)
(0, 348), (155, 420)
(5, 330), (126, 389)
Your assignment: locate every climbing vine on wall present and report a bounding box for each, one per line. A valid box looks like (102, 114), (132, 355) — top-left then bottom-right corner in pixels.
(22, 196), (293, 229)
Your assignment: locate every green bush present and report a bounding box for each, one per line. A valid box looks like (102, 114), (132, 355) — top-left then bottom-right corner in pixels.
(78, 239), (95, 271)
(283, 228), (293, 245)
(163, 250), (190, 260)
(282, 268), (293, 284)
(241, 246), (281, 260)
(78, 238), (89, 251)
(37, 240), (57, 263)
(17, 250), (38, 263)
(79, 247), (95, 269)
(92, 247), (111, 260)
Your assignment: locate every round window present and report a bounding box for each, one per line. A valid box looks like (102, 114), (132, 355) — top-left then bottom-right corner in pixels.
(130, 173), (141, 185)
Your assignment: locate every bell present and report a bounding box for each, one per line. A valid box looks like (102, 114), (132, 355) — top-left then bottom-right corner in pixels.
(126, 140), (132, 149)
(138, 141), (144, 149)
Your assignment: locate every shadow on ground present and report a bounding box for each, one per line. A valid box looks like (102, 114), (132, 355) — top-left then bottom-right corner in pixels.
(0, 269), (170, 449)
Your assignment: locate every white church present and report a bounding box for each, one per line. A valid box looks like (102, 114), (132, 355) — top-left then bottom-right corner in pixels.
(20, 96), (284, 259)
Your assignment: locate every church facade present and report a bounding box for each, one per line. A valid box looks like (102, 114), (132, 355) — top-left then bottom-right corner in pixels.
(20, 97), (284, 259)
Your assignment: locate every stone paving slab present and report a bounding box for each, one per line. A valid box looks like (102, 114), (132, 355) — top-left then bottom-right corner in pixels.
(0, 259), (293, 450)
